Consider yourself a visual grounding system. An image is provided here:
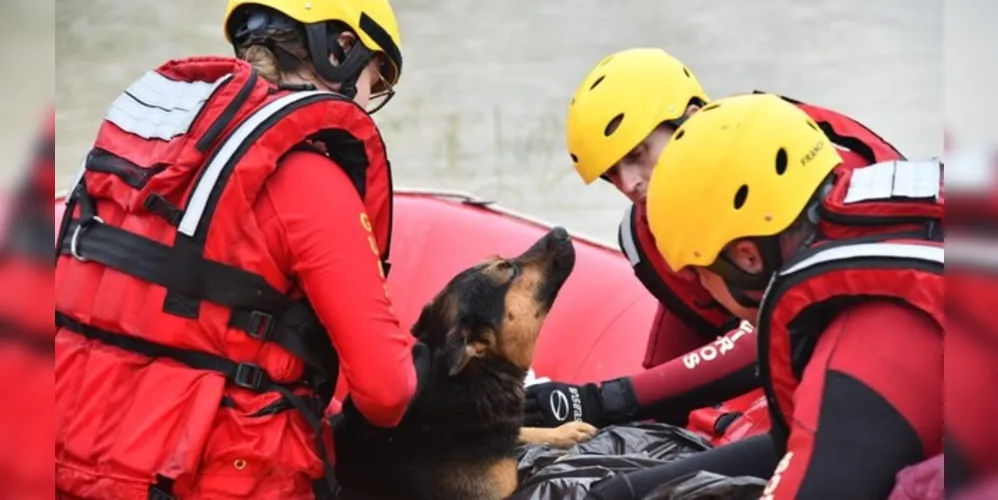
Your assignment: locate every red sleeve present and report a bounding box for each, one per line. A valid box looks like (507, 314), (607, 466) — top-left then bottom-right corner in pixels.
(641, 303), (710, 369)
(261, 150), (416, 428)
(631, 320), (758, 420)
(765, 300), (943, 500)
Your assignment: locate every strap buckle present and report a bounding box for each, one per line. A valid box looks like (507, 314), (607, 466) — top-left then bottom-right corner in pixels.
(69, 216), (104, 262)
(233, 363), (266, 391)
(142, 193), (184, 226)
(245, 310), (275, 340)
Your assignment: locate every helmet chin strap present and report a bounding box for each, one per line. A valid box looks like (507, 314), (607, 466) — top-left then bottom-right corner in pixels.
(232, 9), (371, 99)
(304, 23), (373, 100)
(714, 235), (785, 310)
(727, 284), (763, 309)
(712, 189), (827, 312)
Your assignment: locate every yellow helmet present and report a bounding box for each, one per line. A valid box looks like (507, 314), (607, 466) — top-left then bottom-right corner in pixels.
(566, 48), (710, 184)
(223, 0), (403, 89)
(646, 93), (844, 272)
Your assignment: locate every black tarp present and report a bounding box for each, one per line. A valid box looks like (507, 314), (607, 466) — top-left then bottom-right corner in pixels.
(641, 471), (767, 500)
(510, 423), (714, 500)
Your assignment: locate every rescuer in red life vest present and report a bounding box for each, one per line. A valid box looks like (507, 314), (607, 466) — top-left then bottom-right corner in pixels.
(54, 1), (428, 498)
(523, 48), (906, 439)
(584, 93), (943, 500)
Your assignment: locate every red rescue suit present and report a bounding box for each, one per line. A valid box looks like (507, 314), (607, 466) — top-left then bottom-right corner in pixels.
(758, 158), (944, 499)
(617, 93), (906, 444)
(55, 57), (395, 499)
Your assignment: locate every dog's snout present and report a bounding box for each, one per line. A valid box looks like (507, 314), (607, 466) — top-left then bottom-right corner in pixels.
(549, 226), (569, 242)
(545, 227), (575, 271)
(520, 227), (574, 263)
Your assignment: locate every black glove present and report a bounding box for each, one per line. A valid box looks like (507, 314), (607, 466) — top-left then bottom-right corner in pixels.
(524, 381), (603, 427)
(523, 377), (639, 428)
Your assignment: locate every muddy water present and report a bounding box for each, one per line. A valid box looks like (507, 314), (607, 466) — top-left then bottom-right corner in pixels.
(55, 0), (946, 242)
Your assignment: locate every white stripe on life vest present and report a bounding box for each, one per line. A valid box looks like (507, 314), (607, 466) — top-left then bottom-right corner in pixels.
(618, 204), (641, 266)
(843, 160), (942, 205)
(178, 90), (329, 237)
(780, 242), (944, 277)
(104, 71), (232, 141)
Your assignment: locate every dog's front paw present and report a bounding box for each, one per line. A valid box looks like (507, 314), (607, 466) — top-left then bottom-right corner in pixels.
(547, 421), (598, 449)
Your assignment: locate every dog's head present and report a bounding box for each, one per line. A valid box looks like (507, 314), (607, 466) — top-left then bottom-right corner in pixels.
(414, 227), (576, 377)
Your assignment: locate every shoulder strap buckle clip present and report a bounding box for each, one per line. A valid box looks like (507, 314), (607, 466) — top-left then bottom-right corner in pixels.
(69, 215), (104, 262)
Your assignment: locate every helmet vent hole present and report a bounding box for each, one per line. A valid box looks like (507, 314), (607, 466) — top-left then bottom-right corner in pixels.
(570, 153), (579, 163)
(590, 76), (606, 90)
(604, 113), (624, 136)
(674, 129), (685, 140)
(806, 119), (819, 131)
(598, 56), (615, 67)
(702, 103), (721, 112)
(734, 185), (749, 210)
(775, 148), (788, 175)
(683, 67), (691, 78)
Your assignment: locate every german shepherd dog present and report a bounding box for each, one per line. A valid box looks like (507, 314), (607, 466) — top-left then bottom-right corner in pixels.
(333, 227), (592, 500)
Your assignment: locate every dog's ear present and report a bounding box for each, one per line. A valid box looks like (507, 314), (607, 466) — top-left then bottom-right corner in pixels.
(444, 325), (493, 376)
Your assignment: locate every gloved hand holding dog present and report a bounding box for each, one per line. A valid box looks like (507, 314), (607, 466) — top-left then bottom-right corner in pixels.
(523, 377), (639, 428)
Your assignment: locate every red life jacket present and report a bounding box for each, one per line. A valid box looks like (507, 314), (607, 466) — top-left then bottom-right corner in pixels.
(620, 92), (906, 367)
(756, 158), (944, 447)
(54, 56), (392, 496)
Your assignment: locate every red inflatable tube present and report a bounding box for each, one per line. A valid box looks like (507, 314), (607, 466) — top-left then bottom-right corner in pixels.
(54, 187), (769, 445)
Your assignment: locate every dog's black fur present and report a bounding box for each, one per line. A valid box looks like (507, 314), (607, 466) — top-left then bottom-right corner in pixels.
(333, 227), (576, 500)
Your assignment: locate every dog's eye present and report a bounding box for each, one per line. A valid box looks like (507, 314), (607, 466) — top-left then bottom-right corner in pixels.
(508, 262), (521, 279)
(497, 261), (521, 279)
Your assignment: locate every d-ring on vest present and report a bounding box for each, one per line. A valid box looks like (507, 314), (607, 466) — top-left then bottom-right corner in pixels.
(55, 57), (395, 498)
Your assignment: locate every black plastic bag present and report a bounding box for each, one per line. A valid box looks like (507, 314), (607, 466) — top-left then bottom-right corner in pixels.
(510, 422), (713, 500)
(641, 471), (767, 500)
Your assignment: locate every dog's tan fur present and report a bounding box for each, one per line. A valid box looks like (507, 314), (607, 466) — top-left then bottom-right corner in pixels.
(334, 228), (591, 500)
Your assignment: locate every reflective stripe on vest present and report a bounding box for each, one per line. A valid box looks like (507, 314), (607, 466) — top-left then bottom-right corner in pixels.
(842, 160), (942, 205)
(619, 204), (641, 267)
(778, 242), (945, 278)
(179, 90), (328, 236)
(106, 71), (233, 141)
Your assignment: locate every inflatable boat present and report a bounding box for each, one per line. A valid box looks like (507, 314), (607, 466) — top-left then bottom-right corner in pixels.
(54, 187), (656, 382)
(54, 187), (768, 444)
